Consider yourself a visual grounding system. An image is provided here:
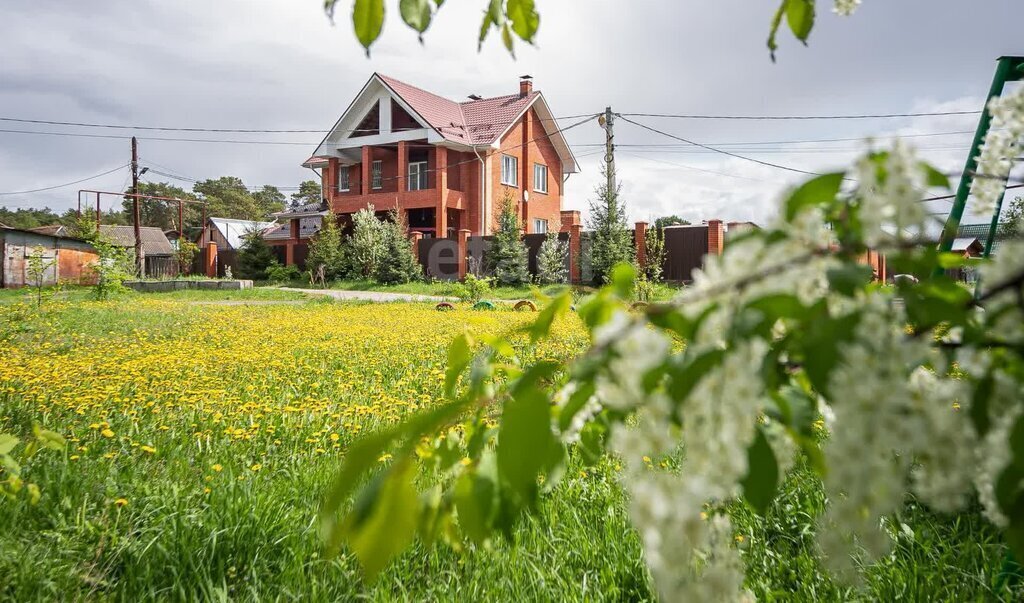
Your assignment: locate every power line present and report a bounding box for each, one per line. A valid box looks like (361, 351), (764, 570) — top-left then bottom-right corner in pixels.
(618, 115), (826, 177)
(0, 113), (597, 135)
(618, 151), (788, 185)
(919, 183), (1024, 203)
(0, 164), (128, 196)
(145, 114), (601, 194)
(575, 129), (979, 148)
(619, 110), (983, 121)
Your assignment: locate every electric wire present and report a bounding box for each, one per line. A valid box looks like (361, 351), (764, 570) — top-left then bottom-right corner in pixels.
(0, 164), (128, 196)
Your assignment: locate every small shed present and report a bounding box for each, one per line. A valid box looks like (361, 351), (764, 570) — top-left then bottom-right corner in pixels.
(1, 226), (99, 288)
(99, 225), (177, 278)
(201, 217), (276, 250)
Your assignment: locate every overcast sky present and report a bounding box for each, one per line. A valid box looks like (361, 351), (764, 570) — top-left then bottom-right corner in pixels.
(1, 0), (1022, 227)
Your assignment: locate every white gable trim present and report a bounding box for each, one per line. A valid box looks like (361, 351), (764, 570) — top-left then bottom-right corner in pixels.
(311, 74), (438, 158)
(488, 94), (580, 175)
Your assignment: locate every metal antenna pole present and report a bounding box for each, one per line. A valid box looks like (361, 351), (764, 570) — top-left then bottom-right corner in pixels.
(936, 56), (1024, 278)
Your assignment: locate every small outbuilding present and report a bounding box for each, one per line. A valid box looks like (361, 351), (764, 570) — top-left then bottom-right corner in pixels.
(0, 226), (99, 288)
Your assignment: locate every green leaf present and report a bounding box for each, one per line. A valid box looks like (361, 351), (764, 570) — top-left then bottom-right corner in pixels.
(920, 162), (951, 189)
(747, 293), (806, 320)
(501, 22), (514, 54)
(766, 0), (787, 62)
(26, 483), (40, 505)
(399, 0), (432, 34)
(506, 0), (539, 42)
(970, 373), (994, 437)
(527, 293), (570, 343)
(784, 172), (845, 221)
(454, 459), (498, 544)
(578, 420), (607, 466)
(827, 264), (874, 297)
(610, 263), (636, 299)
(478, 0), (504, 50)
(32, 425), (65, 452)
(445, 331), (474, 396)
(352, 0), (385, 54)
(741, 427), (779, 515)
(497, 363), (558, 506)
(345, 460), (420, 579)
(785, 0), (814, 43)
(1011, 414), (1024, 471)
(0, 434), (18, 456)
(800, 304), (861, 398)
(666, 349), (726, 403)
(322, 397), (471, 553)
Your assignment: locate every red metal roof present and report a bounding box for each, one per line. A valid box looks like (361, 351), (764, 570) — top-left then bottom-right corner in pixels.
(377, 74), (539, 145)
(302, 156), (331, 167)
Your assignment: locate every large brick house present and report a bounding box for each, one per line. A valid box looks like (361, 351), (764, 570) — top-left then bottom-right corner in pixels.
(268, 73), (579, 266)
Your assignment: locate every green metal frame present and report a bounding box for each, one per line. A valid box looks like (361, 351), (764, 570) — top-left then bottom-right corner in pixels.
(935, 56), (1024, 283)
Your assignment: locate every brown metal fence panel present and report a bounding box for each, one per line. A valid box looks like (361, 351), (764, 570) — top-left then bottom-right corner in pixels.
(418, 237), (460, 281)
(144, 256), (180, 279)
(293, 243), (309, 271)
(218, 250), (239, 277)
(662, 226), (708, 283)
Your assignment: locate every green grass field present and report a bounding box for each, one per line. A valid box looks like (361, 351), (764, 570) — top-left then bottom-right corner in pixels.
(0, 293), (1017, 600)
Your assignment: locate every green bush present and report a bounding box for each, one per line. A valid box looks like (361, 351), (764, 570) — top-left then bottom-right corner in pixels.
(451, 273), (492, 302)
(267, 263), (301, 284)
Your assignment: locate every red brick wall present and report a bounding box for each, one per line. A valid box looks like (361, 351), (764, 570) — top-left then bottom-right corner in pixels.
(490, 107), (563, 234)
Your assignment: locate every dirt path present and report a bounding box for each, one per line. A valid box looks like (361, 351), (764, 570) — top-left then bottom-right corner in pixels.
(279, 288), (451, 303)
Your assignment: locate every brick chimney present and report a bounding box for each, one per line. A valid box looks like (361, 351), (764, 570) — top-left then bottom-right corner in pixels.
(519, 75), (533, 96)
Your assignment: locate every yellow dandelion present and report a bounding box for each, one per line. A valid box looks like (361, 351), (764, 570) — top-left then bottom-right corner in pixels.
(250, 463), (262, 471)
(140, 445), (156, 454)
(211, 463), (223, 472)
(114, 498), (128, 507)
(101, 429), (115, 438)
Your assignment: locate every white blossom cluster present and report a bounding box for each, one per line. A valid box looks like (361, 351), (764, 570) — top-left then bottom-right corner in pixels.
(833, 0), (862, 17)
(818, 300), (977, 578)
(562, 136), (1023, 597)
(970, 86), (1024, 216)
(851, 140), (929, 246)
(600, 311), (767, 600)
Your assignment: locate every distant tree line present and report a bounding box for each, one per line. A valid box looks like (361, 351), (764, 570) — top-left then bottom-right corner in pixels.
(0, 178), (322, 233)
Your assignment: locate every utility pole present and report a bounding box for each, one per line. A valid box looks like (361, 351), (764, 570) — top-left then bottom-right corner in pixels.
(603, 106), (616, 193)
(131, 136), (143, 277)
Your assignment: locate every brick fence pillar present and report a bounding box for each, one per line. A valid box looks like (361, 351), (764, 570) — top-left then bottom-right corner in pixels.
(410, 231), (423, 262)
(635, 221), (648, 268)
(707, 219), (724, 256)
(205, 242), (218, 278)
(569, 224), (582, 284)
(457, 229), (471, 280)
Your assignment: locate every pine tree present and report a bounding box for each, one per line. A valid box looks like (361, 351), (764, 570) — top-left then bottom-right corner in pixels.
(642, 225), (666, 283)
(375, 209), (422, 284)
(345, 206), (387, 279)
(306, 214), (344, 285)
(236, 231), (277, 280)
(489, 192), (530, 286)
(535, 231), (568, 284)
(587, 164), (634, 284)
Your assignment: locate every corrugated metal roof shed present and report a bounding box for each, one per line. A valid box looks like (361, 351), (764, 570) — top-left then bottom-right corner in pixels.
(99, 225), (175, 256)
(208, 217), (276, 250)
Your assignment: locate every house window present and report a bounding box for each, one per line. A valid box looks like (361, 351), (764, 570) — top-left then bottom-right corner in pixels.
(408, 161), (429, 191)
(533, 219), (548, 234)
(338, 167), (350, 192)
(501, 154), (518, 187)
(533, 163), (548, 194)
(372, 160), (383, 189)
